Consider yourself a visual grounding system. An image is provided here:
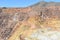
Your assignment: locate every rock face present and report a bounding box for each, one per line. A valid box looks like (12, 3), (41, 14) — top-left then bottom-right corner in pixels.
(0, 2), (60, 40)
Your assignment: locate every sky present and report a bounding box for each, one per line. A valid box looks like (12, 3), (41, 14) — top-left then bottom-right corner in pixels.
(0, 0), (60, 7)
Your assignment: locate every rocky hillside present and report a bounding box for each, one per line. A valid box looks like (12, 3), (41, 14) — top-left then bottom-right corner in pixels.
(0, 1), (60, 40)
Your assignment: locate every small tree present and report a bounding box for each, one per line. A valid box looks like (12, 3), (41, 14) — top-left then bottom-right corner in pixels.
(2, 7), (7, 9)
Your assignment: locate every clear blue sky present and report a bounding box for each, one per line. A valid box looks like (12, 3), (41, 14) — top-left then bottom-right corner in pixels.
(0, 0), (60, 7)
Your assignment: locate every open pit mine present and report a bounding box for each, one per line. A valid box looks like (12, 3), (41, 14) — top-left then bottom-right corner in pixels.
(0, 1), (60, 40)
